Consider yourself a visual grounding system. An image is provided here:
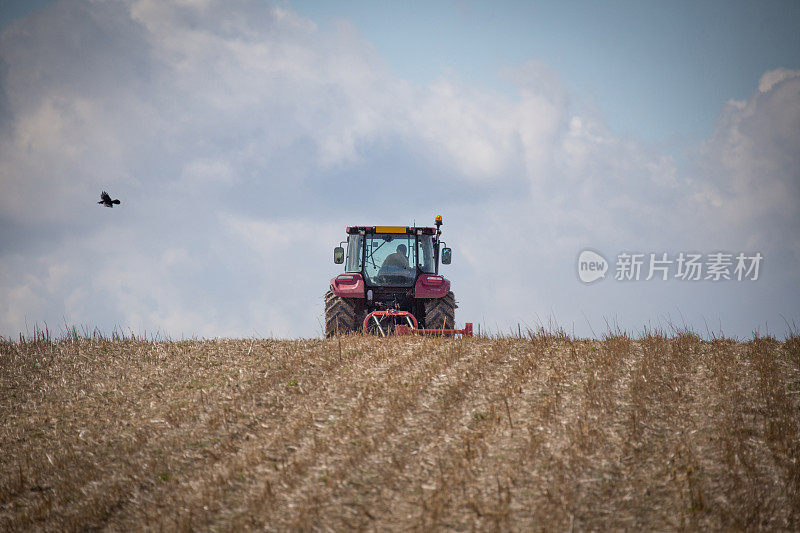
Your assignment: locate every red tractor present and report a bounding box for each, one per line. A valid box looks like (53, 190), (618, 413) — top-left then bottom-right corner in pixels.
(325, 216), (470, 337)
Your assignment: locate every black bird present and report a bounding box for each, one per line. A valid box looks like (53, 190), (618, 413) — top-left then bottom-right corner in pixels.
(98, 191), (121, 208)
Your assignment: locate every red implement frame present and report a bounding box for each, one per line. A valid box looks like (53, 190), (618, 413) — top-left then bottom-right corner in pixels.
(362, 309), (473, 337)
(362, 309), (418, 337)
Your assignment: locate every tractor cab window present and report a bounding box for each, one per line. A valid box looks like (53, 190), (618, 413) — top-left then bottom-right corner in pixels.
(363, 233), (416, 287)
(417, 235), (435, 273)
(345, 234), (363, 272)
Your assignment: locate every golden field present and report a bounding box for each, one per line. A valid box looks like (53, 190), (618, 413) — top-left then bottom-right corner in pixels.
(1, 330), (799, 531)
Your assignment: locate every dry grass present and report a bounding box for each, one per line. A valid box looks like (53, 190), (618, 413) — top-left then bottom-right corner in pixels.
(1, 328), (799, 531)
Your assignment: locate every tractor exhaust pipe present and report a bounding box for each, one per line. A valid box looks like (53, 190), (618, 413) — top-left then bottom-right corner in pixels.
(434, 215), (443, 274)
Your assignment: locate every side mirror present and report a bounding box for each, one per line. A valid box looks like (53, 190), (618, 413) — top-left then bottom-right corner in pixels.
(333, 246), (344, 264)
(441, 247), (452, 265)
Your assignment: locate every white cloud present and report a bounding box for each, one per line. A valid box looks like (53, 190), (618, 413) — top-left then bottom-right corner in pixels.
(180, 158), (236, 186)
(694, 68), (800, 256)
(757, 67), (800, 93)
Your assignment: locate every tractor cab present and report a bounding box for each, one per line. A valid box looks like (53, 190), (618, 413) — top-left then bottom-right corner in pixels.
(342, 227), (442, 288)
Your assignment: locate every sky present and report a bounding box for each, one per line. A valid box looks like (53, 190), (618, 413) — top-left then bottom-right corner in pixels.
(0, 0), (798, 339)
(293, 0), (800, 147)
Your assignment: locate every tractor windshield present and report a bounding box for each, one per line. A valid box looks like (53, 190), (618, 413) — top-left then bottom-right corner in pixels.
(363, 233), (417, 287)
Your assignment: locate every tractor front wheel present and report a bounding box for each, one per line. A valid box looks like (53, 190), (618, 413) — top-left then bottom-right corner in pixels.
(424, 291), (457, 330)
(324, 290), (364, 336)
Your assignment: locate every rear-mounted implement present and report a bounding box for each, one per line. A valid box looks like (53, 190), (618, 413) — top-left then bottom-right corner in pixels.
(362, 309), (473, 338)
(395, 323), (473, 337)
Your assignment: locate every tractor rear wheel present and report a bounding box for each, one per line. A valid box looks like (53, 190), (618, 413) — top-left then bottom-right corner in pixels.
(324, 290), (364, 336)
(424, 291), (457, 330)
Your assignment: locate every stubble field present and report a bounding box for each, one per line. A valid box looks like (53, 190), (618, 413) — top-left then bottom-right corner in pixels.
(1, 329), (799, 531)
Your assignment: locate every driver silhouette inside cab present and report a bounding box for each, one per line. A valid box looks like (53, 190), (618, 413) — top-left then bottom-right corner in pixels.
(382, 244), (409, 269)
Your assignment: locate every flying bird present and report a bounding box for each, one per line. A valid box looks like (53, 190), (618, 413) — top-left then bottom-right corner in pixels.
(98, 191), (121, 208)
